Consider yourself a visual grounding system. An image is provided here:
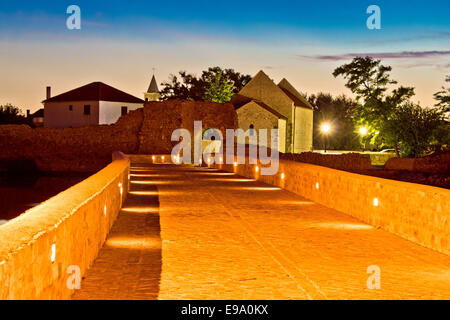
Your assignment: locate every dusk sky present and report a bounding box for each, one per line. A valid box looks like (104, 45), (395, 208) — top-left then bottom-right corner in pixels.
(1, 0), (449, 112)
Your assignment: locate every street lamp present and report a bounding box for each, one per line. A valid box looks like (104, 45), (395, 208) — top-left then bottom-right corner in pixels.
(359, 127), (368, 136)
(320, 123), (331, 153)
(359, 127), (368, 152)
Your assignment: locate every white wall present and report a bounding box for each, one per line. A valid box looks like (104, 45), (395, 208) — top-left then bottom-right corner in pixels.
(99, 101), (143, 125)
(44, 101), (99, 128)
(293, 107), (313, 153)
(278, 118), (287, 153)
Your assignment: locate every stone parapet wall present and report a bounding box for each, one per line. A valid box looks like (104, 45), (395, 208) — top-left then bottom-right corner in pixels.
(385, 151), (450, 174)
(138, 100), (237, 155)
(214, 158), (450, 255)
(0, 152), (130, 299)
(0, 101), (237, 173)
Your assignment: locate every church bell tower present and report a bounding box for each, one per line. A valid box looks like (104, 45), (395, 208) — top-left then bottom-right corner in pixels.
(144, 74), (160, 102)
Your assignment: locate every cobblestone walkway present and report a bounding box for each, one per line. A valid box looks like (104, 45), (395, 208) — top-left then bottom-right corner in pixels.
(74, 164), (450, 300)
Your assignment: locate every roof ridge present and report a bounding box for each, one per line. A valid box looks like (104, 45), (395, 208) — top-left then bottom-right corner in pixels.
(42, 82), (144, 104)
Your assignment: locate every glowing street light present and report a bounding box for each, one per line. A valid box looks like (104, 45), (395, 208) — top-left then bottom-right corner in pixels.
(320, 123), (332, 153)
(359, 127), (368, 136)
(359, 127), (368, 152)
(321, 123), (331, 134)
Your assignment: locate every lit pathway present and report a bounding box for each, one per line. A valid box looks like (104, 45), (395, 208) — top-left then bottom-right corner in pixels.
(73, 163), (450, 300)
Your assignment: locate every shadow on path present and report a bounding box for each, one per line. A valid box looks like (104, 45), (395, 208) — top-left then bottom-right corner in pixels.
(72, 163), (162, 300)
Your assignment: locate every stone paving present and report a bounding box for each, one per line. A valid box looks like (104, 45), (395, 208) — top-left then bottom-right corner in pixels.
(73, 164), (450, 300)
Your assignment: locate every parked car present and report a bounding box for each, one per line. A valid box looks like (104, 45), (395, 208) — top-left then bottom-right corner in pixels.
(380, 148), (404, 154)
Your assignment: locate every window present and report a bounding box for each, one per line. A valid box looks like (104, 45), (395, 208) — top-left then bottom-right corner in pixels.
(249, 124), (256, 136)
(121, 106), (128, 116)
(69, 105), (73, 111)
(84, 105), (91, 115)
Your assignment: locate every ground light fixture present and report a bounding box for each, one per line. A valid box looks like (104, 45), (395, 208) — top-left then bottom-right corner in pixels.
(118, 183), (123, 195)
(373, 197), (379, 207)
(281, 173), (285, 180)
(316, 182), (320, 190)
(161, 156), (165, 162)
(255, 166), (259, 173)
(234, 162), (238, 167)
(152, 156), (155, 161)
(51, 243), (56, 263)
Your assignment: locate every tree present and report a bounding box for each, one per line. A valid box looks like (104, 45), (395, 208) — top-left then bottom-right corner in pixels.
(382, 102), (447, 157)
(307, 93), (360, 150)
(160, 66), (251, 101)
(333, 56), (415, 156)
(0, 104), (27, 125)
(203, 72), (235, 103)
(434, 75), (450, 113)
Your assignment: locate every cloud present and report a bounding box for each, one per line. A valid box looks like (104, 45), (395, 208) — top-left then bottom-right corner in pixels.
(299, 50), (450, 61)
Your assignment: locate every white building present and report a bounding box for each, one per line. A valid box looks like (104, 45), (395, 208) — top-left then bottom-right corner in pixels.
(43, 82), (144, 128)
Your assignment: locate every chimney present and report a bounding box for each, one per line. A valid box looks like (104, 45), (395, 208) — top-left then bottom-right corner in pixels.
(46, 86), (51, 100)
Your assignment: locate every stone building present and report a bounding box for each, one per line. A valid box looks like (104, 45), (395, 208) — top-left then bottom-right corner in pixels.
(231, 70), (314, 153)
(43, 82), (144, 128)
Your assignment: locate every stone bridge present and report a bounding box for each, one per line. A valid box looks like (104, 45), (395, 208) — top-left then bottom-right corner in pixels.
(1, 154), (449, 300)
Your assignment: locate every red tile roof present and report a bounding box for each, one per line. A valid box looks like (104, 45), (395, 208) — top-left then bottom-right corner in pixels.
(43, 82), (144, 104)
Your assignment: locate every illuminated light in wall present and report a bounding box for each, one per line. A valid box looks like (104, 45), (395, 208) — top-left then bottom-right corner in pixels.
(152, 156), (156, 161)
(105, 236), (161, 249)
(118, 183), (123, 195)
(131, 180), (176, 185)
(161, 156), (165, 161)
(312, 222), (373, 230)
(130, 191), (159, 196)
(234, 162), (238, 167)
(207, 158), (211, 164)
(219, 157), (223, 163)
(316, 182), (320, 190)
(373, 197), (379, 207)
(104, 204), (107, 216)
(51, 243), (56, 263)
(255, 166), (259, 173)
(233, 186), (281, 191)
(122, 207), (159, 214)
(281, 173), (285, 180)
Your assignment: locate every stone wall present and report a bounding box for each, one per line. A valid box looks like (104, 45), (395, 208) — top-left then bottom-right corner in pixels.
(0, 152), (129, 299)
(280, 152), (373, 172)
(138, 100), (237, 154)
(0, 100), (237, 173)
(384, 151), (450, 174)
(214, 158), (450, 256)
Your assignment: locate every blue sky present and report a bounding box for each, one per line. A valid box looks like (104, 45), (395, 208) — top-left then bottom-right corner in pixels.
(0, 0), (449, 110)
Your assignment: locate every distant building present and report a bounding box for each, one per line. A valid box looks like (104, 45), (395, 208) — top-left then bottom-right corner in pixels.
(27, 108), (44, 127)
(231, 70), (314, 153)
(144, 75), (160, 102)
(43, 82), (144, 128)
